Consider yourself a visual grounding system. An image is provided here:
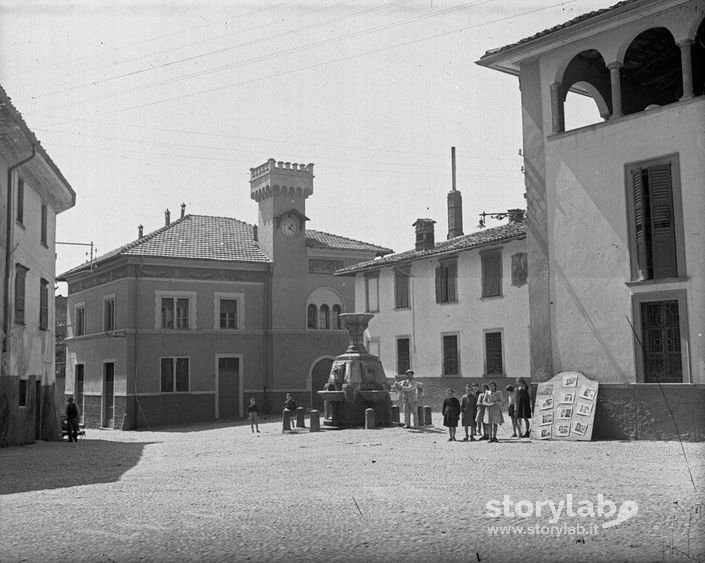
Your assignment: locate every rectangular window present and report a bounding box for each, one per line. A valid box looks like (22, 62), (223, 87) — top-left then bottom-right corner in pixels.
(40, 203), (48, 246)
(14, 265), (28, 325)
(627, 157), (684, 280)
(481, 250), (502, 298)
(485, 331), (504, 375)
(442, 334), (459, 375)
(435, 259), (457, 304)
(75, 304), (86, 336)
(39, 279), (49, 330)
(17, 178), (24, 224)
(395, 268), (410, 309)
(161, 296), (191, 329)
(365, 272), (379, 312)
(219, 299), (237, 329)
(104, 296), (115, 331)
(396, 337), (410, 374)
(161, 357), (189, 392)
(19, 379), (27, 407)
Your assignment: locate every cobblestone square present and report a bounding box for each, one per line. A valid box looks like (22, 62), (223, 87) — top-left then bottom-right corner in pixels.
(1, 415), (703, 563)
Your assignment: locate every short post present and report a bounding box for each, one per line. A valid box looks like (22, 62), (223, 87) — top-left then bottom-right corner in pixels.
(309, 409), (321, 432)
(365, 408), (376, 429)
(423, 405), (432, 426)
(296, 406), (306, 428)
(391, 405), (400, 424)
(417, 405), (425, 427)
(282, 409), (291, 432)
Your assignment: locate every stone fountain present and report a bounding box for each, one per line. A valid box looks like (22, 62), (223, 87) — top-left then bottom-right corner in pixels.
(317, 313), (392, 427)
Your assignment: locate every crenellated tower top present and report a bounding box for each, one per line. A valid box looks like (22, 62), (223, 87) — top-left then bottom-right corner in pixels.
(249, 158), (314, 202)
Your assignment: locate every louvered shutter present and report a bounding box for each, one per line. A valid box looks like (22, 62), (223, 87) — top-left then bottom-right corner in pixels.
(647, 164), (677, 279)
(482, 253), (501, 297)
(631, 169), (648, 278)
(435, 266), (442, 303)
(447, 261), (457, 302)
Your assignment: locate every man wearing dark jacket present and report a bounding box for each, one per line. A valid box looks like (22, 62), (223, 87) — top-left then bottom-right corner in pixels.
(65, 397), (80, 442)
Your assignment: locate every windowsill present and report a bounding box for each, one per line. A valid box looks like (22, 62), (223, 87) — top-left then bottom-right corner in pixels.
(442, 373), (462, 377)
(625, 276), (688, 288)
(437, 301), (458, 306)
(393, 307), (411, 311)
(480, 294), (503, 300)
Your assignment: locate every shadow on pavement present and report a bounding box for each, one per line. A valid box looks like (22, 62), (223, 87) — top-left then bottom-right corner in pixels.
(0, 439), (157, 495)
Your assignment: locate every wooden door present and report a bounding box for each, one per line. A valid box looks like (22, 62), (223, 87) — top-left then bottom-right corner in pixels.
(103, 363), (115, 428)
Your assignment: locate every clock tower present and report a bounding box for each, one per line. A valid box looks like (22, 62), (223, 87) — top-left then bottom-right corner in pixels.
(249, 158), (314, 328)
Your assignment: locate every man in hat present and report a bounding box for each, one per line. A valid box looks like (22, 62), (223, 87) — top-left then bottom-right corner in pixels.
(65, 397), (81, 443)
(399, 370), (423, 428)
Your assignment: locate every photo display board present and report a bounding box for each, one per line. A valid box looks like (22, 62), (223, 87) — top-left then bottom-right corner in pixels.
(530, 371), (598, 441)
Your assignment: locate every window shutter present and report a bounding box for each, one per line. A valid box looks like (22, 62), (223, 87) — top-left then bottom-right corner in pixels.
(448, 262), (457, 302)
(647, 164), (676, 278)
(482, 253), (501, 297)
(435, 266), (442, 303)
(631, 169), (648, 278)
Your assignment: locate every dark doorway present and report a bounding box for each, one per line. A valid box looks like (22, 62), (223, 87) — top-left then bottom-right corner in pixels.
(218, 357), (240, 419)
(103, 363), (115, 428)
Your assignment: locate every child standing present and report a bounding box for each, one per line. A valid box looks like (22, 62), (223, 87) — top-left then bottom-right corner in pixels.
(442, 388), (461, 441)
(506, 385), (520, 438)
(460, 383), (479, 441)
(248, 397), (260, 433)
(483, 381), (504, 443)
(475, 384), (490, 440)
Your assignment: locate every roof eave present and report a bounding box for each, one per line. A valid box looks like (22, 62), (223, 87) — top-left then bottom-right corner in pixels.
(476, 0), (671, 74)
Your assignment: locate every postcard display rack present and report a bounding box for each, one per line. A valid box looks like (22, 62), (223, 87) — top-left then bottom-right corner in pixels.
(530, 371), (598, 441)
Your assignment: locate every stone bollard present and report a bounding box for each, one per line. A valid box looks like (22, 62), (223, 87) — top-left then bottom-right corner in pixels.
(309, 410), (321, 432)
(423, 405), (432, 426)
(282, 409), (292, 432)
(417, 405), (425, 427)
(296, 406), (306, 428)
(391, 405), (400, 424)
(365, 408), (376, 429)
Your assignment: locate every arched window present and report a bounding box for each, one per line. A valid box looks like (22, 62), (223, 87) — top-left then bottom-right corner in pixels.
(560, 50), (610, 131)
(622, 28), (681, 115)
(332, 305), (341, 329)
(307, 304), (317, 329)
(319, 304), (330, 330)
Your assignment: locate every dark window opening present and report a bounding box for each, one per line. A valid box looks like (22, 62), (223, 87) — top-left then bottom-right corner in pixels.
(442, 334), (459, 375)
(622, 28), (681, 115)
(397, 338), (410, 374)
(485, 332), (504, 375)
(641, 300), (682, 383)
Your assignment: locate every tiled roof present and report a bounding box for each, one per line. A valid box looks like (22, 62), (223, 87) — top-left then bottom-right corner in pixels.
(335, 222), (526, 275)
(306, 230), (392, 256)
(478, 0), (640, 62)
(59, 215), (393, 278)
(59, 215), (271, 278)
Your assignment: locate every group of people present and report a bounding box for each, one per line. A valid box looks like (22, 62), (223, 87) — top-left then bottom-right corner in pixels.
(442, 378), (532, 442)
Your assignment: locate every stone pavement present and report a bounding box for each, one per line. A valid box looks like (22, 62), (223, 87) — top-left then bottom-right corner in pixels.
(1, 414), (703, 563)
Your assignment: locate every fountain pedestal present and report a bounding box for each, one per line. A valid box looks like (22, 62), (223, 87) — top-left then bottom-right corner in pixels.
(317, 313), (391, 427)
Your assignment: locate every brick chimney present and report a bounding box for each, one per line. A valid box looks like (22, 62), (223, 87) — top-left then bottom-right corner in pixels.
(165, 209), (170, 226)
(180, 202), (186, 219)
(447, 146), (464, 239)
(413, 218), (436, 251)
(507, 209), (526, 224)
(138, 224), (143, 238)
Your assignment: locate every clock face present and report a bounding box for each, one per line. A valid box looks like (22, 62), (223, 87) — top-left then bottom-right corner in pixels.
(280, 216), (299, 237)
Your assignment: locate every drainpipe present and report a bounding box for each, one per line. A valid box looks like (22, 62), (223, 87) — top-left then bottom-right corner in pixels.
(3, 145), (37, 365)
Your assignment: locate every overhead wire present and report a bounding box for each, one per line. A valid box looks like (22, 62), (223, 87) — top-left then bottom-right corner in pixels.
(39, 0), (581, 124)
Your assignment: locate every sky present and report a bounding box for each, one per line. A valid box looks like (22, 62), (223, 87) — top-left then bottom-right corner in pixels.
(0, 0), (609, 291)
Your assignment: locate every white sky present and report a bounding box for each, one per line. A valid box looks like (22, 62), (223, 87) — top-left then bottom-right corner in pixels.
(0, 0), (607, 289)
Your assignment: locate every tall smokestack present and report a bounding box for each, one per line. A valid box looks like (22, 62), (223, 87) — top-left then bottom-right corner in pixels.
(447, 147), (464, 239)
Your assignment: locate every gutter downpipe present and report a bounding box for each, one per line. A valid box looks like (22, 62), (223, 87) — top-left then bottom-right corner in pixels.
(3, 145), (37, 366)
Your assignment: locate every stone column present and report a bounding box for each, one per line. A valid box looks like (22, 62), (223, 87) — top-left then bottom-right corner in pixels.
(550, 82), (564, 134)
(679, 39), (694, 100)
(608, 62), (623, 118)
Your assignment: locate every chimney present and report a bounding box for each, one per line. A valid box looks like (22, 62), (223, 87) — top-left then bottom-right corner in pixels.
(138, 224), (144, 238)
(413, 218), (436, 252)
(252, 225), (258, 242)
(447, 146), (464, 239)
(180, 202), (186, 219)
(165, 209), (170, 226)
